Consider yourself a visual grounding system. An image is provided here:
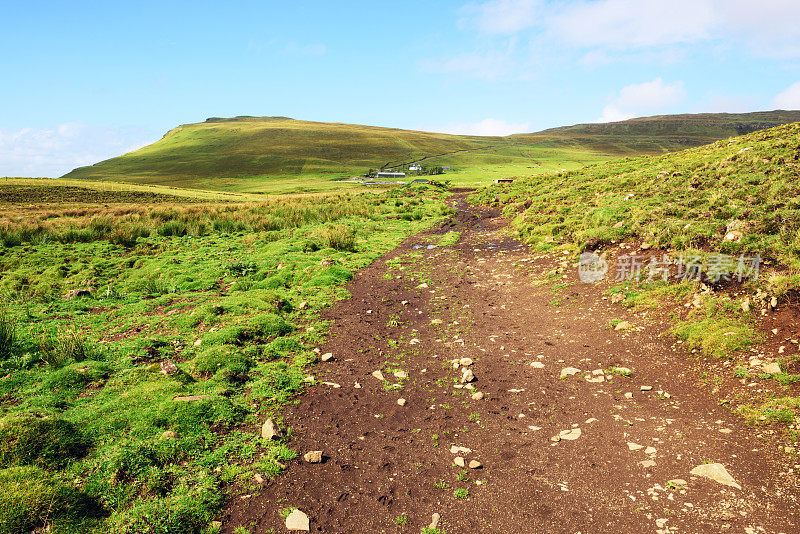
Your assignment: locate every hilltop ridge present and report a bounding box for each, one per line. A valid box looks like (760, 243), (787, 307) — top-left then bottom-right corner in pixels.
(63, 111), (800, 191)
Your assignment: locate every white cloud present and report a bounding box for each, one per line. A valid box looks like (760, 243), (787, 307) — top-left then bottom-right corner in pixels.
(0, 122), (156, 177)
(773, 82), (800, 110)
(421, 48), (514, 79)
(435, 118), (532, 136)
(458, 0), (800, 57)
(459, 0), (541, 34)
(596, 78), (686, 123)
(551, 0), (714, 48)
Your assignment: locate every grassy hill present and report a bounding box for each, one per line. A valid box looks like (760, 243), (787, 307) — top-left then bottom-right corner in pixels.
(476, 120), (800, 263)
(63, 111), (800, 193)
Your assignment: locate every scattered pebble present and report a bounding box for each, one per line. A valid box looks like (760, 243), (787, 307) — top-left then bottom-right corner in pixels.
(285, 509), (310, 531)
(560, 367), (581, 379)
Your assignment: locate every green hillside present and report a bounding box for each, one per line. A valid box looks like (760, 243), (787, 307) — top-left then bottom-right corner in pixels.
(514, 110), (800, 155)
(475, 120), (800, 267)
(64, 111), (800, 193)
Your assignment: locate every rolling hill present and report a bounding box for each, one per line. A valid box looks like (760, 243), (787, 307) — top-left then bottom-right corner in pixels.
(63, 111), (800, 193)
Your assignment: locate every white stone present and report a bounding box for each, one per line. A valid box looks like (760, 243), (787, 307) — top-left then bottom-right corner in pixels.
(560, 367), (581, 379)
(261, 418), (280, 440)
(303, 451), (323, 463)
(285, 509), (310, 531)
(690, 463), (741, 490)
(372, 370), (385, 381)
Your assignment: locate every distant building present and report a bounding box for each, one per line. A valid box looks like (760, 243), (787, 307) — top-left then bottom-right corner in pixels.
(409, 164), (422, 171)
(494, 178), (515, 184)
(377, 171), (406, 179)
(441, 166), (451, 171)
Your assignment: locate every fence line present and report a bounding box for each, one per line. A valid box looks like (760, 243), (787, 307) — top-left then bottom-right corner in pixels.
(0, 177), (332, 202)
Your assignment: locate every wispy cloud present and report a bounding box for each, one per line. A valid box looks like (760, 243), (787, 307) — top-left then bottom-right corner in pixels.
(432, 118), (532, 136)
(773, 82), (800, 110)
(0, 122), (156, 177)
(596, 78), (686, 122)
(420, 49), (514, 79)
(459, 0), (542, 34)
(458, 0), (800, 58)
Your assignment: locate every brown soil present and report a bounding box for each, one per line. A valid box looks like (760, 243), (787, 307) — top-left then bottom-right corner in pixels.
(222, 192), (800, 533)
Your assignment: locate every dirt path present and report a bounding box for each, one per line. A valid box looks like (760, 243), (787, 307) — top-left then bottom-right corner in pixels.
(223, 191), (799, 533)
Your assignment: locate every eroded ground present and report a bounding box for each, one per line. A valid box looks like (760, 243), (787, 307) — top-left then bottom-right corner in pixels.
(223, 192), (799, 533)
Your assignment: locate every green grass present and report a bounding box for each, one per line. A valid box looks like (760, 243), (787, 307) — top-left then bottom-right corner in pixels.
(0, 181), (453, 533)
(61, 112), (800, 194)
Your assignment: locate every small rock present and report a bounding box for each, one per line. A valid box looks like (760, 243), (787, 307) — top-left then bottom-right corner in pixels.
(303, 451), (323, 463)
(254, 473), (264, 484)
(645, 446), (657, 455)
(627, 442), (644, 451)
(322, 381), (340, 388)
(429, 513), (441, 529)
(560, 367), (581, 379)
(211, 521), (222, 529)
(624, 392), (633, 399)
(639, 460), (656, 468)
(559, 428), (582, 440)
(641, 385), (653, 391)
(354, 382), (361, 388)
(763, 362), (781, 375)
(461, 368), (475, 383)
(450, 446), (472, 454)
(690, 463), (741, 490)
(530, 361), (545, 369)
(261, 418), (281, 440)
(614, 321), (632, 331)
(193, 339), (202, 347)
(471, 391), (485, 401)
(372, 370), (385, 381)
(298, 301), (308, 310)
(320, 352), (334, 362)
(459, 358), (474, 367)
(397, 398), (407, 406)
(454, 456), (466, 467)
(160, 360), (179, 376)
(655, 518), (668, 528)
(285, 509), (310, 531)
(160, 430), (179, 440)
(173, 395), (211, 402)
(417, 283), (429, 289)
(394, 370), (408, 379)
(640, 242), (652, 251)
(469, 460), (483, 469)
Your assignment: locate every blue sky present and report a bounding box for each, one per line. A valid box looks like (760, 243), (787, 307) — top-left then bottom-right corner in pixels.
(2, 0), (800, 176)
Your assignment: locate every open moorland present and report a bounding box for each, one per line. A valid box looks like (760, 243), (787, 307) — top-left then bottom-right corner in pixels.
(62, 111), (800, 194)
(1, 119), (800, 533)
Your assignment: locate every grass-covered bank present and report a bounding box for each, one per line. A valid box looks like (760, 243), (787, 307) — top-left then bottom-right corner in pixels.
(0, 182), (453, 533)
(472, 122), (800, 433)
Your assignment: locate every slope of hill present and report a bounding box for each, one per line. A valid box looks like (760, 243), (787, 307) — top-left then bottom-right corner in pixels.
(514, 110), (800, 155)
(475, 120), (800, 268)
(63, 111), (800, 192)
